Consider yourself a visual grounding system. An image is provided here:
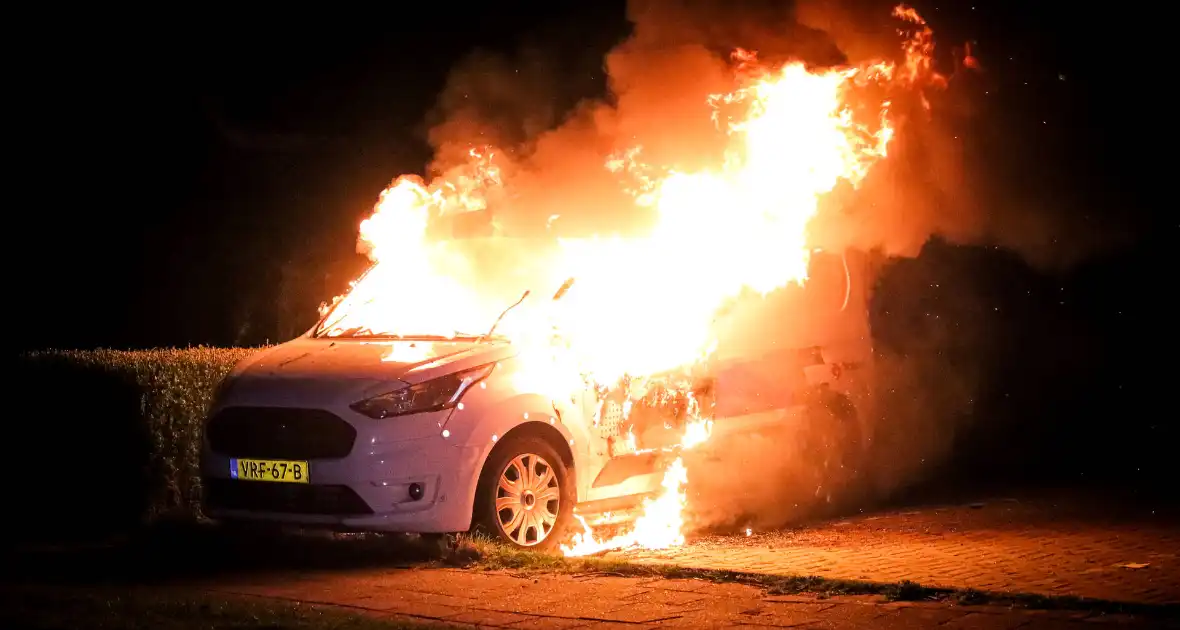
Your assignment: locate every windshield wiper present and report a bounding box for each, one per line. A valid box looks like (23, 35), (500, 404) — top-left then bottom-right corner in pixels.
(553, 277), (575, 301)
(478, 290), (530, 343)
(400, 333), (486, 340)
(334, 331), (489, 341)
(332, 326), (373, 337)
(474, 278), (574, 344)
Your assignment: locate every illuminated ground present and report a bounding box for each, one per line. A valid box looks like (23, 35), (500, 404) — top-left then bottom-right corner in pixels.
(619, 493), (1180, 604)
(175, 569), (1164, 628)
(4, 492), (1175, 628)
(6, 569), (1167, 629)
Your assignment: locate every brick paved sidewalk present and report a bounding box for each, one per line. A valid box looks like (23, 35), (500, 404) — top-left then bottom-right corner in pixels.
(201, 567), (1167, 629)
(609, 494), (1180, 605)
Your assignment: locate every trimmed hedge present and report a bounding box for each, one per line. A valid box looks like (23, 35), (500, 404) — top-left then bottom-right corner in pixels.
(12, 347), (260, 540)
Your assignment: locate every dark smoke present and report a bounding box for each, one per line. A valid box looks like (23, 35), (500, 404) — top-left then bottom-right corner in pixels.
(417, 0), (1132, 527)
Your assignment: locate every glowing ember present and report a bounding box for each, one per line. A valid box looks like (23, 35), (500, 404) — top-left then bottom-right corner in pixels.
(322, 5), (943, 555)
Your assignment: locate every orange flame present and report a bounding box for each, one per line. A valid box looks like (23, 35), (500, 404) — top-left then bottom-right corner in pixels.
(564, 457), (691, 555)
(323, 5), (943, 554)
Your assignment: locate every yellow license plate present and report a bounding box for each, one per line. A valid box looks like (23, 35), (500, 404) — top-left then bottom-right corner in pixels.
(231, 458), (309, 483)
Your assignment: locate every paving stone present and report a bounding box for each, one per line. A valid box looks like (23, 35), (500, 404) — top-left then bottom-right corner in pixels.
(386, 601), (469, 620)
(577, 623), (656, 630)
(783, 602), (885, 628)
(879, 606), (971, 627)
(761, 601), (837, 614)
(504, 615), (594, 629)
(622, 496), (1180, 604)
(383, 613), (479, 628)
(183, 501), (1177, 629)
(619, 587), (709, 607)
(442, 610), (537, 627)
(639, 577), (714, 593)
(940, 611), (1034, 630)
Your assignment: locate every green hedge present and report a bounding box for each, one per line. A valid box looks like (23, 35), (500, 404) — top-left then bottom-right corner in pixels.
(12, 347), (261, 540)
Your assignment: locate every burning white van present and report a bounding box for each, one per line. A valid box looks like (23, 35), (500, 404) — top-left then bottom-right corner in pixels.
(197, 0), (944, 552)
(199, 218), (875, 551)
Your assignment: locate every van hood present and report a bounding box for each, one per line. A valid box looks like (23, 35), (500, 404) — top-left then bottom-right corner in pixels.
(217, 337), (510, 409)
(243, 337), (500, 382)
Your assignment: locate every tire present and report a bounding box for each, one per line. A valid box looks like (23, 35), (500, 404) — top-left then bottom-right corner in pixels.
(473, 435), (575, 551)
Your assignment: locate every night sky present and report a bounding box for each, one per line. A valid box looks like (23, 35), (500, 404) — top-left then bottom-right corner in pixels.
(19, 3), (633, 349)
(16, 3), (1150, 346)
(16, 2), (1167, 482)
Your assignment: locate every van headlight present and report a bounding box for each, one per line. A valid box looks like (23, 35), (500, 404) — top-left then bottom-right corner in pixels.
(350, 362), (496, 419)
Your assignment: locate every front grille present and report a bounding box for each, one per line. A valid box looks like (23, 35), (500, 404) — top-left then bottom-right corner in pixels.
(203, 478), (373, 515)
(205, 407), (357, 460)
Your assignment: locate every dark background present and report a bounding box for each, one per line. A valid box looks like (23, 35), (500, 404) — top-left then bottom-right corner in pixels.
(14, 3), (1168, 498)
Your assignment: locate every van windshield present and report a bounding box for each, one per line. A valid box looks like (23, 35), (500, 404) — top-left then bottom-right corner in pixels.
(314, 212), (565, 340)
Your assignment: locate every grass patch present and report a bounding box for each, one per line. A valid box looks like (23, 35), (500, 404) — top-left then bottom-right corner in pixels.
(12, 347), (259, 539)
(0, 584), (461, 630)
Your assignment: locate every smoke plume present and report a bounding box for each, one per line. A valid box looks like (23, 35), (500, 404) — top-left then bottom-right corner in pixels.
(414, 0), (1126, 527)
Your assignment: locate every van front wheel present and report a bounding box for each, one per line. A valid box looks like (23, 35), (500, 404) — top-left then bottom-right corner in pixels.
(473, 436), (574, 551)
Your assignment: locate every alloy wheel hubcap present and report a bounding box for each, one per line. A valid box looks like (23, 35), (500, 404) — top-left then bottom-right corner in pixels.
(495, 453), (560, 546)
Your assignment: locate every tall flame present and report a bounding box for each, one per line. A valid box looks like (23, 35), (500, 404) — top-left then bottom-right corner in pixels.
(322, 5), (943, 555)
